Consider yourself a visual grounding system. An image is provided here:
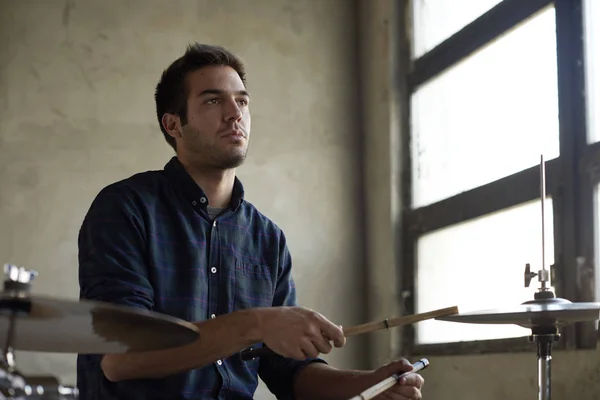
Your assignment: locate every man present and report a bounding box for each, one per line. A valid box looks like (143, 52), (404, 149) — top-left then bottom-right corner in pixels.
(77, 43), (424, 400)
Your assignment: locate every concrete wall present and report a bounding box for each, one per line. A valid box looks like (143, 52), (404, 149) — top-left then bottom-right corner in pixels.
(358, 1), (600, 399)
(0, 0), (365, 398)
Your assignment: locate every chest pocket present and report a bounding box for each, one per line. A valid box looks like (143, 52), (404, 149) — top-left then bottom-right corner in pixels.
(233, 258), (275, 310)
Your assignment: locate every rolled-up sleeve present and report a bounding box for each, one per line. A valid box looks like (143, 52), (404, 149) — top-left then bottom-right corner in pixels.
(258, 233), (327, 400)
(78, 185), (154, 311)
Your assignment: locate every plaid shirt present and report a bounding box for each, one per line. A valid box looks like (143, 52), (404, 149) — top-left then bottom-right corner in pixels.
(77, 157), (323, 400)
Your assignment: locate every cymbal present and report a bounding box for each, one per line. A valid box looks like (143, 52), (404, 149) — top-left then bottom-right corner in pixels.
(435, 297), (600, 329)
(0, 293), (200, 354)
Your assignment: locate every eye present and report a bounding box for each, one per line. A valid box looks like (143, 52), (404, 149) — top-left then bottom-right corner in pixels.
(237, 98), (249, 106)
(205, 98), (220, 105)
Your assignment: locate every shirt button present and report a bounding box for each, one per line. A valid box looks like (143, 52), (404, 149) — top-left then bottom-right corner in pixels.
(192, 201), (197, 206)
(200, 197), (207, 204)
(211, 267), (217, 274)
(216, 360), (222, 366)
(210, 314), (216, 319)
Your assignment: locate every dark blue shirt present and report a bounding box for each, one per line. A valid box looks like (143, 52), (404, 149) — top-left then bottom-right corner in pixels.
(77, 157), (324, 400)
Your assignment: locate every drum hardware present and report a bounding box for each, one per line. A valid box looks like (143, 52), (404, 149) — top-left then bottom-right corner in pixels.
(436, 155), (600, 400)
(0, 264), (200, 354)
(240, 306), (458, 361)
(0, 264), (36, 399)
(347, 358), (429, 400)
(0, 263), (202, 399)
(0, 371), (77, 400)
(7, 376), (78, 399)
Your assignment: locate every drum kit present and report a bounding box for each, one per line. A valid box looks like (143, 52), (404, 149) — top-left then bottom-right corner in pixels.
(0, 263), (200, 399)
(0, 156), (598, 400)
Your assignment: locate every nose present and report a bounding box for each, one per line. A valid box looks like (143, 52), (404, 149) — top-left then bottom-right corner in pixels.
(224, 98), (243, 122)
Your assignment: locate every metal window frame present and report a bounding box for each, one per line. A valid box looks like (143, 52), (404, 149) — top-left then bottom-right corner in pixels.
(400, 0), (595, 357)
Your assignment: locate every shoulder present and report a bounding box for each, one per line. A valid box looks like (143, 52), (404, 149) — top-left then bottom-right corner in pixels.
(97, 169), (166, 199)
(93, 169), (167, 202)
(86, 170), (167, 216)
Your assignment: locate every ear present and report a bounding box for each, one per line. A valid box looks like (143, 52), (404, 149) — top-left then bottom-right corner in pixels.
(161, 113), (183, 140)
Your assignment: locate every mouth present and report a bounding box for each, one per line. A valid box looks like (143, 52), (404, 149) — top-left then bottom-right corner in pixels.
(222, 129), (246, 139)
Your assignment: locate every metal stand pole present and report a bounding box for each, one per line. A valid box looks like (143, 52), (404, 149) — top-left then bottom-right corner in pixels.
(529, 326), (559, 400)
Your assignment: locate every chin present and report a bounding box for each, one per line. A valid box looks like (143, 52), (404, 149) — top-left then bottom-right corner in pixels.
(218, 153), (247, 169)
(218, 160), (245, 170)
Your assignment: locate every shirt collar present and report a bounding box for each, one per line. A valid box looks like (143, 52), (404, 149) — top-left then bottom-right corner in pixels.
(163, 156), (245, 212)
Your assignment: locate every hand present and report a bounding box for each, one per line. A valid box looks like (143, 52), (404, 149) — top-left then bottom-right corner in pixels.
(256, 306), (346, 360)
(369, 359), (425, 400)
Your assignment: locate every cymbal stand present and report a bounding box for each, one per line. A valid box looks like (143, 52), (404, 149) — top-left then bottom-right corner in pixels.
(523, 155), (559, 400)
(0, 265), (79, 399)
(524, 155), (554, 298)
(0, 264), (36, 399)
(528, 325), (559, 400)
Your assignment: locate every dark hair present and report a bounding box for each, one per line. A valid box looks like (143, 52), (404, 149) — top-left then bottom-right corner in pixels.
(154, 43), (247, 150)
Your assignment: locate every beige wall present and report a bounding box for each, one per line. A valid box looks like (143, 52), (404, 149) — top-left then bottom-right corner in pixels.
(0, 0), (365, 398)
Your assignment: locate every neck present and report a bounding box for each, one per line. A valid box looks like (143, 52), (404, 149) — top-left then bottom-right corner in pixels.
(177, 157), (236, 209)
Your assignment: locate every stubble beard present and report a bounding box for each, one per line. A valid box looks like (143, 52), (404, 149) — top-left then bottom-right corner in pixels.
(183, 125), (249, 170)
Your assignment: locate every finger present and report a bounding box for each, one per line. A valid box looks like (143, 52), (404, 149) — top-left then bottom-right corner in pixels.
(379, 390), (413, 400)
(335, 325), (346, 347)
(386, 385), (421, 400)
(289, 347), (307, 361)
(399, 373), (425, 389)
(392, 359), (414, 373)
(313, 334), (333, 354)
(318, 320), (345, 347)
(279, 341), (308, 361)
(379, 359), (412, 379)
(300, 339), (320, 359)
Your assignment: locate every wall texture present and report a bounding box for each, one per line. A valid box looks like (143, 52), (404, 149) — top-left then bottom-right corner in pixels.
(0, 0), (365, 398)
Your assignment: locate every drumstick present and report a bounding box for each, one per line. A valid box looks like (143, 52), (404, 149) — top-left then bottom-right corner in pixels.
(348, 358), (429, 400)
(343, 306), (458, 336)
(240, 306), (458, 360)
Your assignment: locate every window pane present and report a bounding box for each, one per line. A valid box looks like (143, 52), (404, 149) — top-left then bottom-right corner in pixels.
(411, 6), (559, 208)
(415, 198), (555, 344)
(595, 183), (600, 300)
(584, 0), (600, 144)
(412, 0), (503, 59)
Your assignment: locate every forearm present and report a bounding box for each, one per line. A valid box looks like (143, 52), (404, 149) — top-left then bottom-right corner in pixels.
(293, 362), (376, 400)
(101, 308), (261, 381)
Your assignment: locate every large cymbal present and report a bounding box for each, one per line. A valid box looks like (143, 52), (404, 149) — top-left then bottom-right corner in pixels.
(435, 297), (600, 329)
(0, 293), (200, 354)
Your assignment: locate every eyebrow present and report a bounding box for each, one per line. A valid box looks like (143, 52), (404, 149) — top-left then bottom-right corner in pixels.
(197, 89), (250, 97)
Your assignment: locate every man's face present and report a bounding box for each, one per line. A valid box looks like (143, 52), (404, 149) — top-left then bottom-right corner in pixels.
(173, 65), (251, 169)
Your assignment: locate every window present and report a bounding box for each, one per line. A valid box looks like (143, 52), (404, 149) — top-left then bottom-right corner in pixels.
(412, 0), (504, 58)
(587, 0), (600, 303)
(402, 0), (597, 355)
(584, 0), (600, 144)
(415, 198), (555, 344)
(411, 6), (559, 207)
(595, 183), (600, 300)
